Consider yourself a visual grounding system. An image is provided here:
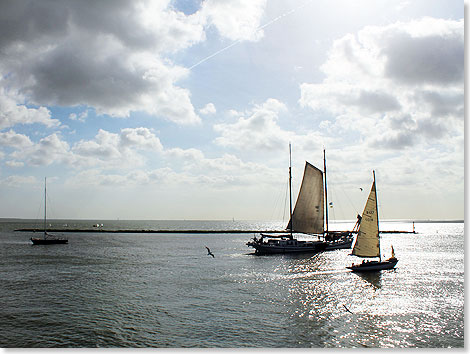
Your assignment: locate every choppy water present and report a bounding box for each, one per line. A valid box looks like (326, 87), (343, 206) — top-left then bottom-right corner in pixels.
(0, 220), (464, 348)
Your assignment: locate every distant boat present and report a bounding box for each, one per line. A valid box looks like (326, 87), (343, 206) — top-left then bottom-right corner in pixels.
(30, 178), (68, 245)
(247, 145), (352, 254)
(346, 171), (397, 272)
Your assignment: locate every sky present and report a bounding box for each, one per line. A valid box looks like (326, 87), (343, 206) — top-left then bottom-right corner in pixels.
(0, 0), (464, 221)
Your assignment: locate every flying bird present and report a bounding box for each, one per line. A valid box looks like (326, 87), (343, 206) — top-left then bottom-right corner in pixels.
(359, 187), (363, 191)
(205, 246), (215, 258)
(343, 304), (353, 314)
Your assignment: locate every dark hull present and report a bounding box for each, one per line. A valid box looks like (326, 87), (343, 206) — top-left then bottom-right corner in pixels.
(31, 237), (68, 245)
(325, 239), (353, 250)
(347, 258), (398, 272)
(247, 239), (327, 255)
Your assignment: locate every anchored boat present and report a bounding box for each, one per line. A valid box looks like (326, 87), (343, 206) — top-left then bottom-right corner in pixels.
(30, 178), (68, 245)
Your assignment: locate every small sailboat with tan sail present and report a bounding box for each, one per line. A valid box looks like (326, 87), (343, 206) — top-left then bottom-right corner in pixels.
(347, 171), (397, 272)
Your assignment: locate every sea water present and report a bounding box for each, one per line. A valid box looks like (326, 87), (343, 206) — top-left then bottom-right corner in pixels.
(0, 220), (464, 348)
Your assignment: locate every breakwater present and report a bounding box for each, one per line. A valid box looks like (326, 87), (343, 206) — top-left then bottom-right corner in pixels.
(15, 228), (416, 234)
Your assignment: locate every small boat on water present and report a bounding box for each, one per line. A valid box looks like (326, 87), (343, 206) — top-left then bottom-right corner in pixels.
(347, 171), (397, 272)
(30, 178), (68, 245)
(246, 146), (353, 255)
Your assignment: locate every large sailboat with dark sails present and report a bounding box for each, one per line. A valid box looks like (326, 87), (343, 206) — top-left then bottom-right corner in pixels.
(30, 178), (68, 245)
(246, 145), (354, 255)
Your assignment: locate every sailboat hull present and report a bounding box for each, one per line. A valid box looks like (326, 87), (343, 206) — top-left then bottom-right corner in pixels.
(31, 237), (68, 245)
(325, 239), (353, 250)
(247, 238), (327, 255)
(347, 258), (398, 272)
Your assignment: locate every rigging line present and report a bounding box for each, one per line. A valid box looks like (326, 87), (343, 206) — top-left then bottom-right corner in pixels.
(188, 0), (314, 70)
(282, 176), (289, 225)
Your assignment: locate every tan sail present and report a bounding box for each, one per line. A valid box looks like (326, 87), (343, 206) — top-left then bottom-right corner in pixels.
(352, 180), (380, 258)
(287, 162), (324, 234)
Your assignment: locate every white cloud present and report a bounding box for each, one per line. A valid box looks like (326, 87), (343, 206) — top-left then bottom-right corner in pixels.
(201, 0), (267, 41)
(0, 86), (60, 130)
(23, 133), (71, 166)
(300, 17), (464, 150)
(213, 98), (327, 154)
(0, 130), (33, 149)
(72, 127), (163, 168)
(199, 103), (216, 115)
(69, 110), (88, 122)
(1, 175), (36, 187)
(4, 160), (24, 168)
(214, 98), (289, 151)
(3, 127), (164, 169)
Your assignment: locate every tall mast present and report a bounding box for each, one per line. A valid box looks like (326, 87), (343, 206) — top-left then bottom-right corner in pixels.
(44, 177), (47, 237)
(323, 149), (329, 236)
(373, 170), (380, 261)
(289, 143), (293, 238)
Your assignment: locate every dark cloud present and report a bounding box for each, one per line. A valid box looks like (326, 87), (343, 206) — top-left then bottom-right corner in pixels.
(418, 91), (464, 118)
(0, 0), (69, 49)
(355, 91), (401, 114)
(0, 0), (158, 51)
(29, 44), (152, 109)
(383, 32), (464, 86)
(416, 119), (447, 140)
(0, 0), (204, 123)
(372, 130), (416, 150)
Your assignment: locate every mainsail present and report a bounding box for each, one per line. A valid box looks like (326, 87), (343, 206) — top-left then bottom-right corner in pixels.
(351, 180), (380, 258)
(287, 162), (324, 234)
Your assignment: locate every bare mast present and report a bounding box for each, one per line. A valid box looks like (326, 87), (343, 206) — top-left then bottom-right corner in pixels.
(289, 143), (293, 238)
(323, 149), (329, 237)
(373, 170), (381, 261)
(44, 177), (47, 237)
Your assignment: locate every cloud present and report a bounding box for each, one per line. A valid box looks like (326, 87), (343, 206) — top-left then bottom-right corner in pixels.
(214, 98), (289, 151)
(201, 0), (267, 41)
(0, 130), (33, 149)
(0, 86), (60, 130)
(72, 127), (163, 168)
(4, 160), (24, 168)
(199, 103), (216, 115)
(213, 98), (327, 154)
(2, 127), (164, 169)
(0, 0), (271, 127)
(69, 110), (88, 123)
(0, 0), (206, 125)
(383, 32), (463, 86)
(299, 17), (464, 150)
(24, 133), (71, 166)
(1, 175), (36, 187)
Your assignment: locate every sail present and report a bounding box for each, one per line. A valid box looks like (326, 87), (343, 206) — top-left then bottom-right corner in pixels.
(287, 162), (324, 234)
(352, 180), (380, 258)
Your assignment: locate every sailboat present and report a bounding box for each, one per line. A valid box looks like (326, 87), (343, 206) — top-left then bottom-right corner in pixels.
(346, 171), (397, 272)
(246, 146), (352, 255)
(30, 178), (68, 245)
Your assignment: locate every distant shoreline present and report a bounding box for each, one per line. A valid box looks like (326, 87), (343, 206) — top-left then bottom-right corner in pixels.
(0, 218), (464, 223)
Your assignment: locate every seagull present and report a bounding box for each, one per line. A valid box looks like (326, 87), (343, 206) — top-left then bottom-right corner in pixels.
(343, 304), (353, 314)
(205, 246), (215, 258)
(359, 187), (363, 191)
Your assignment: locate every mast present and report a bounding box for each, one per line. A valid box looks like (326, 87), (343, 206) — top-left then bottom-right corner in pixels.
(44, 177), (47, 237)
(289, 143), (293, 238)
(323, 149), (329, 237)
(373, 170), (380, 261)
